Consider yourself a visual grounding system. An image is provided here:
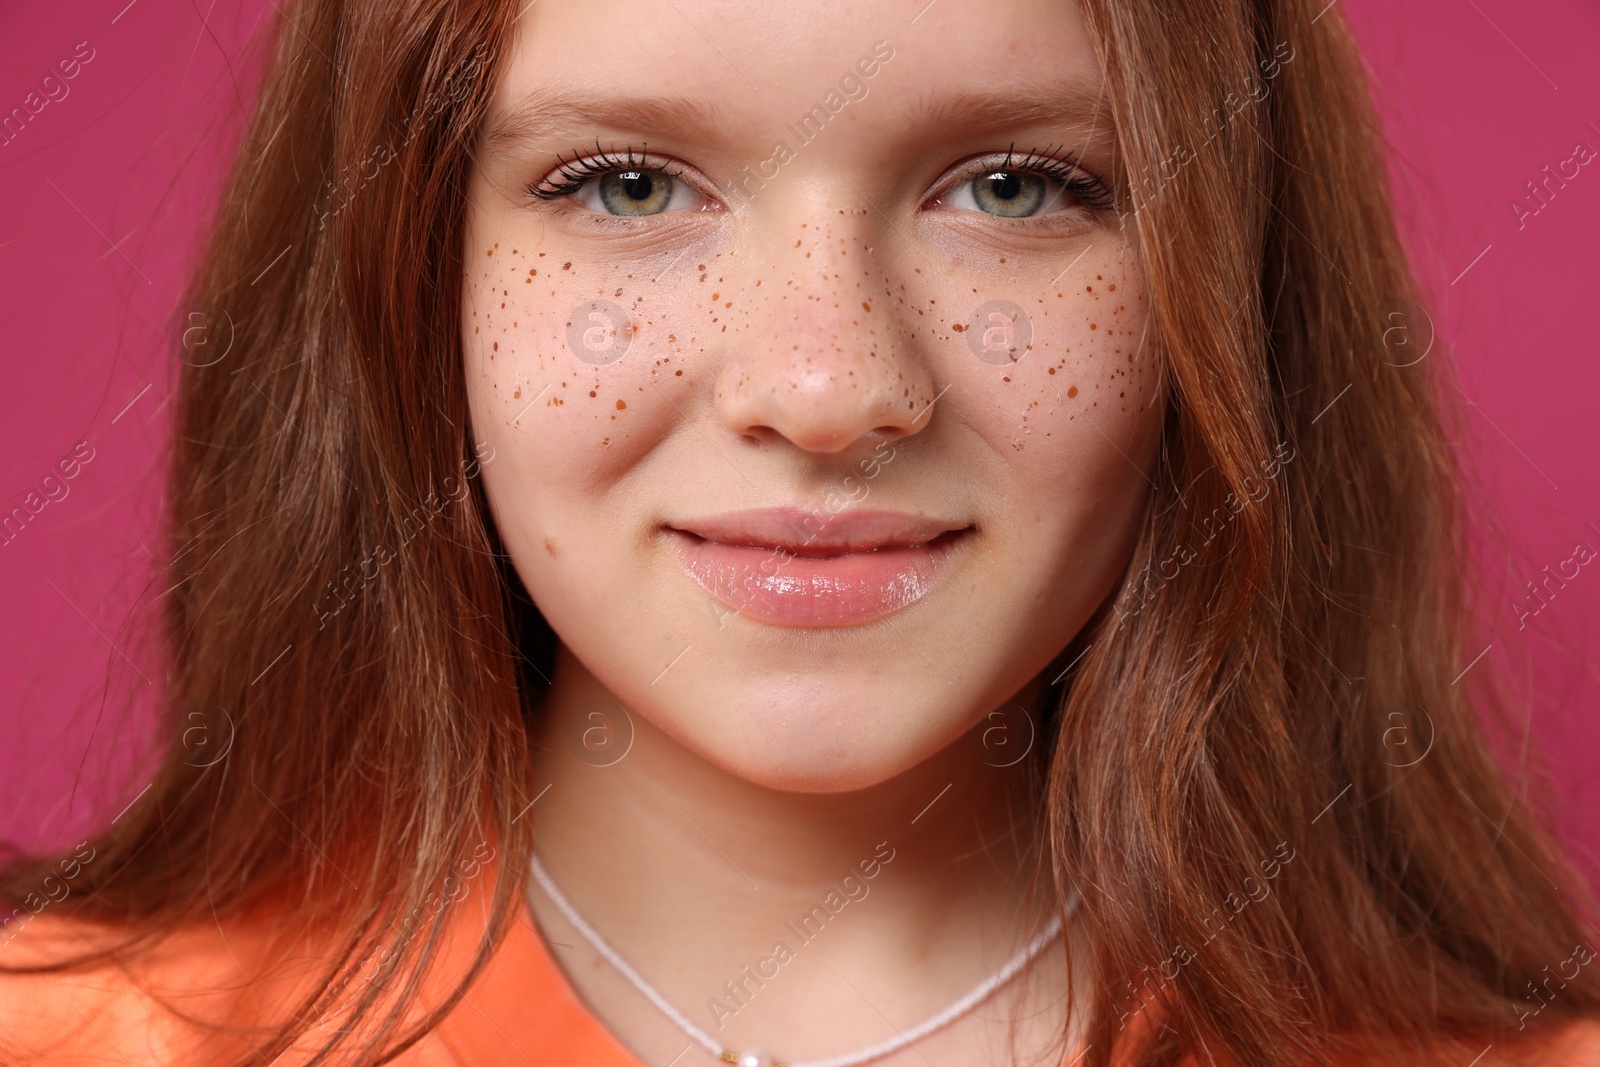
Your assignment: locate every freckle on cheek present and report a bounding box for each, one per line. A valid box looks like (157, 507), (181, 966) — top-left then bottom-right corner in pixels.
(544, 537), (558, 557)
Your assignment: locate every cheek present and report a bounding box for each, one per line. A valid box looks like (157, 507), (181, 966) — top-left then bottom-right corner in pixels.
(946, 244), (1159, 472)
(461, 241), (737, 481)
(922, 244), (1161, 621)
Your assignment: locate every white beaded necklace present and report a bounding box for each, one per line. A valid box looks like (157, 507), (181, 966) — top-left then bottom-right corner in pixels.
(529, 851), (1077, 1067)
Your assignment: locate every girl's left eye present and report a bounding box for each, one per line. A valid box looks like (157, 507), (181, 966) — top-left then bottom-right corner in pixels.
(933, 152), (1115, 218)
(954, 170), (1059, 218)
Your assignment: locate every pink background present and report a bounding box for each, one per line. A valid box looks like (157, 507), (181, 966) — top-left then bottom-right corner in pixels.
(2, 2), (1597, 879)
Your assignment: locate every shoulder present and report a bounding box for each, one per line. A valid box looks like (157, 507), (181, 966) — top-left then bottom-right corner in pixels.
(1153, 1018), (1600, 1067)
(0, 913), (219, 1064)
(1316, 1019), (1600, 1067)
(1492, 1016), (1600, 1066)
(0, 910), (452, 1066)
(0, 900), (491, 1067)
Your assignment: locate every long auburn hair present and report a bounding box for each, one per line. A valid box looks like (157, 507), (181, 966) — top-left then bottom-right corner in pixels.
(2, 1), (1596, 1065)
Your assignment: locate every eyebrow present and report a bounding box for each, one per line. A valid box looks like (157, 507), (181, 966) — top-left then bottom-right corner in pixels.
(482, 78), (1115, 154)
(913, 80), (1115, 136)
(484, 89), (729, 151)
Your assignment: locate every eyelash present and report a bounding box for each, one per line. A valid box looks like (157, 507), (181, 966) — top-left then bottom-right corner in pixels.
(526, 141), (1117, 215)
(954, 143), (1117, 214)
(528, 142), (686, 201)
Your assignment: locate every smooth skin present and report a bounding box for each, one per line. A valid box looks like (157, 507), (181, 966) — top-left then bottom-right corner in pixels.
(461, 0), (1165, 1062)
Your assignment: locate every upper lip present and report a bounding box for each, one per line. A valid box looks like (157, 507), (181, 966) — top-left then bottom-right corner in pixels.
(667, 507), (969, 558)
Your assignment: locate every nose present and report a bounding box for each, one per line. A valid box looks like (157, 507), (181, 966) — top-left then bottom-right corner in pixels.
(712, 214), (938, 455)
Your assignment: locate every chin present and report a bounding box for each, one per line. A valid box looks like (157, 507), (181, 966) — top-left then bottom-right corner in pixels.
(663, 686), (961, 795)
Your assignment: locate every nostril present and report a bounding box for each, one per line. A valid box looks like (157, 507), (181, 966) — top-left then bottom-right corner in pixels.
(735, 426), (778, 447)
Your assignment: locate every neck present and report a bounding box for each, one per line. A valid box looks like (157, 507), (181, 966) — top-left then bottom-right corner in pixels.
(523, 644), (1080, 1063)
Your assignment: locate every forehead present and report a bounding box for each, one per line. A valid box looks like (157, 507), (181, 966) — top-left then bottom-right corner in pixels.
(486, 0), (1109, 152)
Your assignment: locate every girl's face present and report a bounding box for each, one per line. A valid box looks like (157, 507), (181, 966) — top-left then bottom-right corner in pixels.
(462, 0), (1164, 792)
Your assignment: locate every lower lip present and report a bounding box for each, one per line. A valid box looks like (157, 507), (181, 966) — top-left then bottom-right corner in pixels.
(666, 529), (966, 628)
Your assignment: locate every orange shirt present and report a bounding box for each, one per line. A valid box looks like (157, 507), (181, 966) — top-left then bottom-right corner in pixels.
(3, 884), (1599, 1066)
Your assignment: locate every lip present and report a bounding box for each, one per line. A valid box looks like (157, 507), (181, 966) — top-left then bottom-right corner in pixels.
(664, 507), (971, 628)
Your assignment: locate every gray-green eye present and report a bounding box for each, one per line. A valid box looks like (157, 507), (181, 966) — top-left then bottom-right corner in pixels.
(968, 171), (1050, 218)
(551, 163), (711, 216)
(595, 169), (674, 216)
